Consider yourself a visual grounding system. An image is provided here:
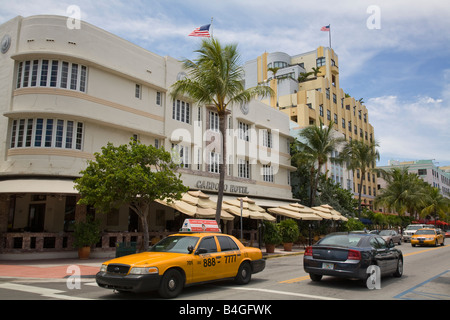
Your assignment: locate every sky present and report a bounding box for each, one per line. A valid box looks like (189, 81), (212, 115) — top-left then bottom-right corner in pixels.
(1, 0), (449, 167)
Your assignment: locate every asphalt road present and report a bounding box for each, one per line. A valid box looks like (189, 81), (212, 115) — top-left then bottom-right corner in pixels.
(0, 243), (449, 304)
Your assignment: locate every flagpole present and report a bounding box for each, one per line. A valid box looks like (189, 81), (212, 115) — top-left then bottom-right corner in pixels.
(210, 17), (214, 39)
(329, 24), (332, 48)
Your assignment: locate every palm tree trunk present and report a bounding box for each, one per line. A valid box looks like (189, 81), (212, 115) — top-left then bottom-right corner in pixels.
(215, 112), (227, 225)
(357, 172), (364, 217)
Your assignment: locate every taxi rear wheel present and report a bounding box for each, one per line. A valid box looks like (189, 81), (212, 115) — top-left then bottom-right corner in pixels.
(235, 262), (252, 285)
(158, 269), (184, 299)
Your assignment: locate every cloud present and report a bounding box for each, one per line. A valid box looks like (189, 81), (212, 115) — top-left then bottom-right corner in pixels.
(367, 91), (450, 165)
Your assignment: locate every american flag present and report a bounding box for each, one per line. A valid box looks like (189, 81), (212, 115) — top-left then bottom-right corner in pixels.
(188, 24), (211, 37)
(321, 25), (330, 32)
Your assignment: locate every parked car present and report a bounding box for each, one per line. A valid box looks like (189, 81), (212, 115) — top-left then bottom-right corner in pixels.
(411, 228), (445, 247)
(445, 230), (450, 238)
(379, 230), (402, 246)
(304, 232), (403, 283)
(402, 224), (428, 242)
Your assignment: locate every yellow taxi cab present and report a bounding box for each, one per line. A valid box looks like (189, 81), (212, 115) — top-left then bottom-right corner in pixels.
(96, 219), (265, 298)
(411, 228), (445, 247)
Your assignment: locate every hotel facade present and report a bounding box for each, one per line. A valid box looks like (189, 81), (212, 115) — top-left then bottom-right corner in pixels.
(244, 48), (377, 208)
(0, 15), (295, 257)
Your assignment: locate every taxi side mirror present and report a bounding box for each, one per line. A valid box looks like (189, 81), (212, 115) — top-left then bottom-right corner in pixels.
(195, 248), (208, 255)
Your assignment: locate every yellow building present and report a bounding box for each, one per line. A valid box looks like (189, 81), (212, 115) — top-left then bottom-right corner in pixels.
(244, 47), (377, 209)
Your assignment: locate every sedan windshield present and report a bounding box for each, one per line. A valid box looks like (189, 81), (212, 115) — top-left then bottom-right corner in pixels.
(379, 230), (392, 236)
(149, 236), (199, 253)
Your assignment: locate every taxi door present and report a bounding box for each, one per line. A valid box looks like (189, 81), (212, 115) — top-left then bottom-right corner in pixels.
(192, 236), (225, 282)
(216, 235), (242, 278)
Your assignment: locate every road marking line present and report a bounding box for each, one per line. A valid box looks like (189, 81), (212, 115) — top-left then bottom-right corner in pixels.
(279, 275), (310, 283)
(229, 286), (341, 300)
(0, 283), (92, 300)
(403, 245), (447, 257)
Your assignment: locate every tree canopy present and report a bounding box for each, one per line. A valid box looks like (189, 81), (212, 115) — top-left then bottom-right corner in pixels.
(75, 139), (188, 251)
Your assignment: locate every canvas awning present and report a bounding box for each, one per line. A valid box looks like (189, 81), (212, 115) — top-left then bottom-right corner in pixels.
(156, 191), (235, 221)
(267, 203), (323, 221)
(312, 204), (348, 221)
(223, 196), (276, 221)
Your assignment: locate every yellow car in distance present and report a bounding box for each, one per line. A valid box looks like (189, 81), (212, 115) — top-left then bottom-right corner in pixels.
(96, 219), (266, 298)
(411, 228), (445, 247)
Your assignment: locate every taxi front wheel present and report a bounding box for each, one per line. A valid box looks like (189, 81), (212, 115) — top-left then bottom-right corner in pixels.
(158, 269), (184, 299)
(235, 262), (252, 285)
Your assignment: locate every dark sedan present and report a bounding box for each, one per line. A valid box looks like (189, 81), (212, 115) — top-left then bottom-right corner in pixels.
(304, 232), (403, 283)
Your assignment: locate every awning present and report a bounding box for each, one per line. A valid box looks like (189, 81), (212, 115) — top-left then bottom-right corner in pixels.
(0, 178), (78, 194)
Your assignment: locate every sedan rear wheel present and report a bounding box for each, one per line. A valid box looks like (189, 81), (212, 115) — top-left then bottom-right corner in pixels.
(235, 262), (252, 285)
(309, 273), (323, 282)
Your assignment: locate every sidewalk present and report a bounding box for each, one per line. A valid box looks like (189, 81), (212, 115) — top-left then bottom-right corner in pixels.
(0, 247), (304, 280)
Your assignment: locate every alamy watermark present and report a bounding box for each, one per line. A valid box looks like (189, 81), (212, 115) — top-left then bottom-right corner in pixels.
(366, 5), (381, 30)
(66, 5), (81, 30)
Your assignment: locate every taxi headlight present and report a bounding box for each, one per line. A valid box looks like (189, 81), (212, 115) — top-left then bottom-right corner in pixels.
(129, 267), (159, 275)
(100, 264), (107, 272)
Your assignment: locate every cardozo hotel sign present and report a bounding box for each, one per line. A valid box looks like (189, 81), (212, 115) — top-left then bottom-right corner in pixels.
(195, 180), (250, 194)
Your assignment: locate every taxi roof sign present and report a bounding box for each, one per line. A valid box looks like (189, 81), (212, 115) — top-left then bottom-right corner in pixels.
(180, 219), (221, 233)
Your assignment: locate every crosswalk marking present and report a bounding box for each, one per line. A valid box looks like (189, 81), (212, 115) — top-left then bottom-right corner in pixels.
(0, 283), (93, 300)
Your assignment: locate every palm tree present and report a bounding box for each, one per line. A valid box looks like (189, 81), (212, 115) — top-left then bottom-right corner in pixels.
(375, 167), (427, 218)
(340, 139), (380, 216)
(294, 119), (343, 207)
(170, 38), (273, 224)
(421, 186), (449, 222)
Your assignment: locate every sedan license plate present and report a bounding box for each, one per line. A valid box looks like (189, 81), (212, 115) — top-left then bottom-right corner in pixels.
(322, 263), (334, 270)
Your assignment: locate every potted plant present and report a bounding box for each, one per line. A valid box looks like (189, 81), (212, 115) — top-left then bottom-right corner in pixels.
(73, 216), (102, 259)
(279, 219), (299, 251)
(263, 221), (282, 253)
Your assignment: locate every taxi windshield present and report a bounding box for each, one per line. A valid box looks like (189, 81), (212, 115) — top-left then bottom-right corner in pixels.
(415, 229), (435, 235)
(149, 236), (199, 254)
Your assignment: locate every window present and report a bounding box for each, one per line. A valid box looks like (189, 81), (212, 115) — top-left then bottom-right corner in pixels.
(316, 57), (326, 67)
(209, 152), (220, 173)
(172, 99), (191, 124)
(156, 91), (161, 106)
(135, 84), (141, 99)
(262, 165), (274, 182)
(217, 236), (239, 251)
(198, 237), (217, 253)
(17, 59), (87, 92)
(238, 121), (249, 141)
(319, 105), (324, 117)
(418, 169), (427, 176)
(171, 143), (190, 168)
(10, 118), (84, 150)
(209, 111), (219, 132)
(262, 130), (272, 148)
(238, 158), (250, 179)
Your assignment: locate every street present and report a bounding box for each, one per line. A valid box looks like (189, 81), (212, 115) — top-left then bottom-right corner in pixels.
(0, 243), (449, 302)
